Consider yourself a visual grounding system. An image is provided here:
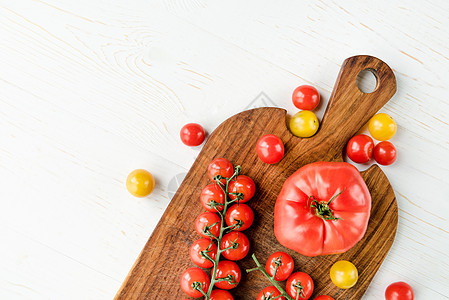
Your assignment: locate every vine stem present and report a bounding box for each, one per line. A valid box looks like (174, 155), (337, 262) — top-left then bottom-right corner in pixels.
(205, 166), (241, 298)
(246, 254), (294, 300)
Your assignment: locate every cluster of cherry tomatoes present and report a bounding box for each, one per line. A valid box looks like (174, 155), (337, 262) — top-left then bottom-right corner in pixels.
(251, 251), (363, 299)
(290, 85), (321, 138)
(181, 158), (256, 299)
(346, 113), (398, 166)
(256, 251), (325, 300)
(256, 86), (323, 164)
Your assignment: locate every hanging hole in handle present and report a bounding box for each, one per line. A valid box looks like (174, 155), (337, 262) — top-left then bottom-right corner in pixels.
(356, 68), (379, 93)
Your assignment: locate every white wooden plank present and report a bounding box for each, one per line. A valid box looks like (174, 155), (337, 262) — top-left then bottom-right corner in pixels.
(0, 226), (118, 299)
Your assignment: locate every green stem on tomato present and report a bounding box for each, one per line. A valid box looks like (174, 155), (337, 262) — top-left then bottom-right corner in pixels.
(221, 224), (239, 231)
(271, 256), (282, 281)
(308, 189), (346, 221)
(199, 244), (216, 264)
(246, 254), (294, 300)
(192, 282), (208, 298)
(206, 166), (242, 298)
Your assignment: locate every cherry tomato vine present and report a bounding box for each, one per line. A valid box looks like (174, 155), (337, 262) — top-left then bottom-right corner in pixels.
(184, 160), (255, 299)
(246, 254), (297, 300)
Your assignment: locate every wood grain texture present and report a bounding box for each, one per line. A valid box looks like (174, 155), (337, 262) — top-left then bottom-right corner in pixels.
(116, 56), (398, 299)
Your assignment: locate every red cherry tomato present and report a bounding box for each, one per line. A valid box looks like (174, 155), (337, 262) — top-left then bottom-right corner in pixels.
(221, 231), (250, 261)
(180, 123), (205, 146)
(215, 260), (241, 290)
(374, 141), (397, 165)
(385, 281), (414, 300)
(265, 251), (294, 281)
(210, 289), (234, 300)
(286, 272), (314, 300)
(346, 134), (374, 163)
(257, 286), (286, 300)
(292, 85), (320, 110)
(180, 267), (210, 298)
(208, 158), (234, 182)
(256, 134), (285, 164)
(314, 296), (334, 300)
(189, 238), (217, 268)
(195, 212), (221, 239)
(201, 184), (226, 212)
(228, 175), (256, 203)
(225, 204), (254, 231)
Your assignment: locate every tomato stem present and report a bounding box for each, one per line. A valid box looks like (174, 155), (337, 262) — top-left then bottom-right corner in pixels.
(192, 281), (208, 298)
(262, 291), (284, 300)
(205, 166), (242, 298)
(219, 238), (239, 253)
(246, 254), (294, 300)
(308, 189), (346, 221)
(271, 256), (282, 280)
(208, 200), (224, 211)
(292, 281), (306, 300)
(199, 243), (216, 264)
(215, 274), (238, 285)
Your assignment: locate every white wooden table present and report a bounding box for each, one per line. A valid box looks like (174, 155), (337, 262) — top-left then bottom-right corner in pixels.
(1, 1), (448, 299)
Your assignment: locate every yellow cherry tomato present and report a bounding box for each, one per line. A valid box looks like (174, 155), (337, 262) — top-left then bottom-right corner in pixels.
(330, 260), (358, 289)
(368, 113), (397, 141)
(126, 169), (155, 197)
(289, 110), (319, 137)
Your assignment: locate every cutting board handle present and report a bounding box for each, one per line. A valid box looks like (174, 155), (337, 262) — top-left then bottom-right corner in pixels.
(317, 55), (397, 160)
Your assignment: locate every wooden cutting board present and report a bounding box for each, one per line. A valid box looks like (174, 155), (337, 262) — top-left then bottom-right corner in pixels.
(115, 55), (398, 299)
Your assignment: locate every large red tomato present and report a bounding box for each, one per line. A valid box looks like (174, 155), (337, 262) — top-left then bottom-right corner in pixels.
(274, 162), (371, 256)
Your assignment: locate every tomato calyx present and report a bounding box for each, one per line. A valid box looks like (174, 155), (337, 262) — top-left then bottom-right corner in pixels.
(213, 166), (242, 183)
(270, 256), (283, 280)
(221, 220), (243, 232)
(213, 174), (224, 182)
(230, 219), (244, 230)
(200, 243), (218, 264)
(261, 292), (279, 300)
(202, 221), (221, 240)
(292, 282), (306, 299)
(221, 237), (240, 252)
(216, 274), (238, 286)
(308, 190), (345, 221)
(191, 281), (208, 298)
(228, 192), (245, 202)
(208, 200), (225, 211)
